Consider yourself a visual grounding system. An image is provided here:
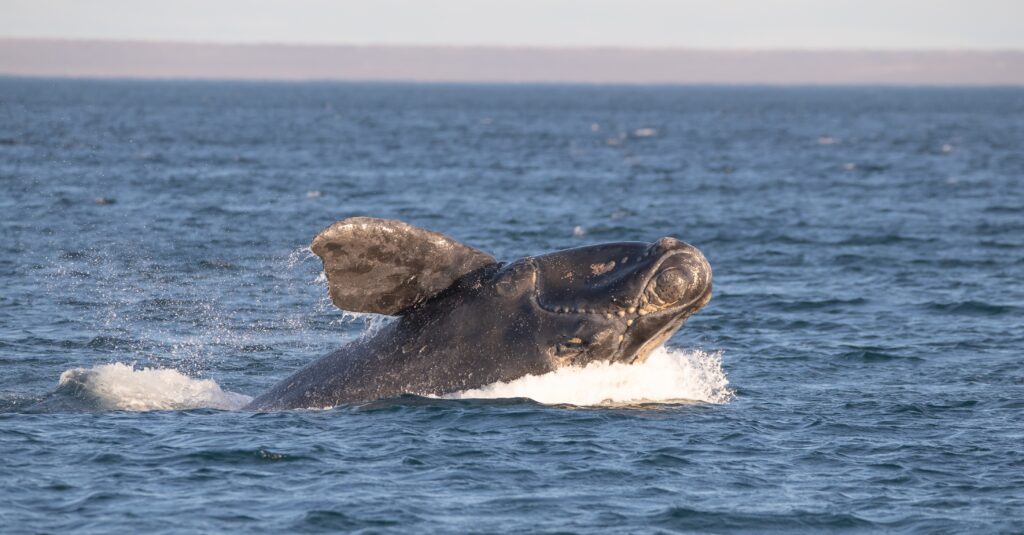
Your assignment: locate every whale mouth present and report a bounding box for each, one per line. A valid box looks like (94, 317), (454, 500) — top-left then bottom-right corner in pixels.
(627, 320), (684, 364)
(622, 245), (712, 364)
(626, 281), (711, 364)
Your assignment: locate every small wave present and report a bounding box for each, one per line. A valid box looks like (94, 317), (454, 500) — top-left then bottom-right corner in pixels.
(55, 363), (251, 411)
(922, 300), (1019, 316)
(839, 349), (921, 363)
(85, 335), (142, 350)
(836, 234), (936, 246)
(772, 297), (868, 312)
(447, 347), (731, 406)
(197, 259), (238, 271)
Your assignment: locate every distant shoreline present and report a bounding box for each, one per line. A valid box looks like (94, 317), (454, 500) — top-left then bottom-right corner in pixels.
(5, 75), (1024, 90)
(2, 38), (1023, 86)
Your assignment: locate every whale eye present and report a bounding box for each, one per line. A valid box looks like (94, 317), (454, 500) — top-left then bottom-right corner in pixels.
(555, 337), (587, 361)
(493, 260), (535, 296)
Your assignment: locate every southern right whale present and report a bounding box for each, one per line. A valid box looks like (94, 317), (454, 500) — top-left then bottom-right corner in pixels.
(246, 217), (712, 410)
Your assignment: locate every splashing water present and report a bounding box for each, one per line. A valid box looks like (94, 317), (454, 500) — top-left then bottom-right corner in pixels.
(448, 346), (732, 406)
(285, 246), (317, 270)
(50, 346), (728, 411)
(56, 363), (252, 411)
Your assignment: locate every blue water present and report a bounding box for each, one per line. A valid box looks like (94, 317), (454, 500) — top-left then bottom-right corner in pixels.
(2, 78), (1023, 532)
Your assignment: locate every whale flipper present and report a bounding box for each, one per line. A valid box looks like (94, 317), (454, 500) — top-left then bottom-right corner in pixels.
(311, 217), (497, 315)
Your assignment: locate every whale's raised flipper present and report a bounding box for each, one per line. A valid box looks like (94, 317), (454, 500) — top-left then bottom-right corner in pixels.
(311, 217), (497, 315)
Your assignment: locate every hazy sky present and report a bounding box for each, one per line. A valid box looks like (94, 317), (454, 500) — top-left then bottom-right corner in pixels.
(2, 0), (1022, 49)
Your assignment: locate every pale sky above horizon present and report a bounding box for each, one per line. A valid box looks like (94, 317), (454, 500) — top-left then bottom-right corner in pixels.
(1, 0), (1022, 50)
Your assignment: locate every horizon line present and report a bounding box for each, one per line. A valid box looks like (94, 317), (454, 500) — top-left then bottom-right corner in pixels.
(7, 75), (1024, 90)
(5, 37), (1024, 53)
(2, 38), (1023, 86)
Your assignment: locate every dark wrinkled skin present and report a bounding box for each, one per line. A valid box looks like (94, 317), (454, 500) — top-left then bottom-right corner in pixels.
(246, 238), (711, 410)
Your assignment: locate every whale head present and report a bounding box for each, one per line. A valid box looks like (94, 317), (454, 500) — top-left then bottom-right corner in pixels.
(488, 236), (712, 368)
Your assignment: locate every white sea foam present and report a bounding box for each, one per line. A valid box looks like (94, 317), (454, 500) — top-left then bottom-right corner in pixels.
(447, 346), (732, 406)
(57, 363), (251, 411)
(54, 348), (728, 411)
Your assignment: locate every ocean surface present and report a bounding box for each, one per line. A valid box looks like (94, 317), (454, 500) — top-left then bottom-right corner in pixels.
(1, 79), (1022, 533)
